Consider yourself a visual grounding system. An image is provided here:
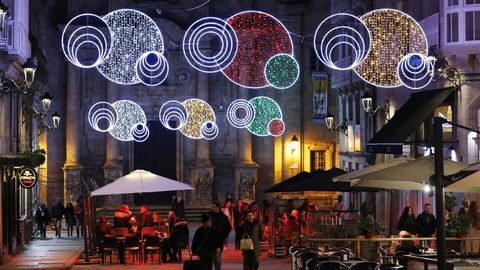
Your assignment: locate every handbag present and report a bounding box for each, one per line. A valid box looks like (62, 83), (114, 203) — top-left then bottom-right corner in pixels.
(240, 233), (254, 250)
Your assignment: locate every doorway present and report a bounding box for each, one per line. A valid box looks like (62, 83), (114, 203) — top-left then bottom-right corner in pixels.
(134, 121), (176, 205)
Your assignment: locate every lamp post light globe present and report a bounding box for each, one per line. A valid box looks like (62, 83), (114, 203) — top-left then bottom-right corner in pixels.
(361, 91), (373, 113)
(23, 57), (38, 88)
(52, 111), (60, 129)
(290, 134), (299, 152)
(40, 92), (53, 112)
(325, 112), (334, 130)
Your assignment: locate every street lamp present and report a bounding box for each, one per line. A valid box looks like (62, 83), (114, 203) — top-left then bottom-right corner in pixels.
(290, 135), (299, 153)
(325, 112), (347, 136)
(361, 91), (390, 119)
(33, 92), (60, 134)
(0, 57), (38, 97)
(0, 2), (8, 33)
(23, 57), (38, 88)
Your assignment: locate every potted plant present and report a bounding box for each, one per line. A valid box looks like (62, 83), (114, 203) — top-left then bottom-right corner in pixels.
(446, 214), (470, 238)
(357, 216), (384, 239)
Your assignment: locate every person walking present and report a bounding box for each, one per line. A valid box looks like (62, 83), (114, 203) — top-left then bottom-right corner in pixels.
(51, 198), (65, 237)
(416, 203), (436, 247)
(192, 214), (218, 270)
(234, 199), (245, 250)
(222, 200), (234, 250)
(210, 201), (232, 270)
(65, 202), (76, 237)
(35, 203), (49, 238)
(241, 211), (262, 270)
(74, 199), (83, 237)
(398, 207), (416, 235)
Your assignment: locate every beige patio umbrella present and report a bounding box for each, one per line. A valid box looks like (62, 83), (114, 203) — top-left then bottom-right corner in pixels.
(345, 156), (466, 190)
(445, 163), (480, 193)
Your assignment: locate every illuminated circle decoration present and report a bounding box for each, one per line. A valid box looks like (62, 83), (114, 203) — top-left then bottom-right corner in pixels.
(353, 9), (428, 88)
(88, 102), (117, 132)
(268, 118), (285, 137)
(397, 53), (435, 90)
(221, 11), (294, 89)
(226, 99), (255, 128)
(183, 17), (238, 73)
(130, 123), (150, 142)
(247, 96), (283, 136)
(159, 100), (188, 130)
(200, 121), (219, 140)
(313, 13), (370, 71)
(97, 9), (164, 85)
(109, 100), (148, 141)
(180, 99), (216, 139)
(62, 14), (112, 68)
(136, 51), (169, 86)
(265, 53), (300, 89)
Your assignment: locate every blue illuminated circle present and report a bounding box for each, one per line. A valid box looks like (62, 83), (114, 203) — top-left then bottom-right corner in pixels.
(397, 53), (435, 90)
(136, 51), (169, 86)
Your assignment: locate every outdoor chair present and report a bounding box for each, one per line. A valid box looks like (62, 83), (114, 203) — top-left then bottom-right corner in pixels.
(393, 251), (410, 266)
(101, 235), (118, 264)
(379, 245), (395, 264)
(330, 251), (351, 261)
(143, 235), (161, 264)
(125, 235), (141, 263)
(141, 226), (156, 240)
(297, 251), (319, 270)
(376, 263), (404, 270)
(350, 261), (378, 270)
(305, 256), (337, 270)
(114, 227), (129, 236)
(177, 243), (189, 263)
(315, 261), (349, 270)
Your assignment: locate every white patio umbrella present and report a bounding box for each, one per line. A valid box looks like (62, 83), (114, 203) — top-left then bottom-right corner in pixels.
(445, 162), (480, 193)
(90, 169), (194, 196)
(341, 156), (466, 190)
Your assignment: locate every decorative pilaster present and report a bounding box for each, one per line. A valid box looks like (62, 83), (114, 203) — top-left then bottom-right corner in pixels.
(234, 88), (259, 201)
(103, 81), (123, 206)
(63, 63), (83, 203)
(190, 71), (214, 205)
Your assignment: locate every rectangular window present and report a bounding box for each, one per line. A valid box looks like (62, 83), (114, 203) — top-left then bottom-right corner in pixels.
(447, 13), (459, 42)
(466, 11), (480, 40)
(466, 0), (480, 4)
(310, 150), (326, 171)
(448, 0), (459, 5)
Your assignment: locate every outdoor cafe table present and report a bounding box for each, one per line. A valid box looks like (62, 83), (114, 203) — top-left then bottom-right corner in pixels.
(308, 237), (480, 257)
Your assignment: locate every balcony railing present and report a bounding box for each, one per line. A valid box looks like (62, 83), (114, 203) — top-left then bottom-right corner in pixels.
(0, 18), (31, 60)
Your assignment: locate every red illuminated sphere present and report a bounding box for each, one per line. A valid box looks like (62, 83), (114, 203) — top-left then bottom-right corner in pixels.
(268, 119), (285, 137)
(222, 11), (293, 88)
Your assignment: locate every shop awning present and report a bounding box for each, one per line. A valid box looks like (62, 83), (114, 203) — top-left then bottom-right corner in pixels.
(366, 87), (455, 154)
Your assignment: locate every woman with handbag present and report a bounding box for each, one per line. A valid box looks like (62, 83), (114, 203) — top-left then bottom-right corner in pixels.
(241, 211), (262, 270)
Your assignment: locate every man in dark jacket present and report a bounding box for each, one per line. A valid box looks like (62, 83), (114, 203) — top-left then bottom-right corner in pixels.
(210, 201), (231, 270)
(192, 214), (218, 270)
(416, 203), (436, 246)
(35, 203), (50, 238)
(163, 218), (189, 262)
(138, 204), (154, 230)
(51, 198), (65, 237)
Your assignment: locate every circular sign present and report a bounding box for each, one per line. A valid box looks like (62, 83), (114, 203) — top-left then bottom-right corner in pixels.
(18, 168), (38, 189)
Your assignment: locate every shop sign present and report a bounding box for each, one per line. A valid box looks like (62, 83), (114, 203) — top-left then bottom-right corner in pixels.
(18, 167), (38, 188)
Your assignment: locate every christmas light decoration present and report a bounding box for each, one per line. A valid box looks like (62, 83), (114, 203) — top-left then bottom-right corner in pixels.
(226, 99), (255, 128)
(179, 98), (216, 139)
(62, 13), (112, 68)
(264, 53), (299, 89)
(96, 9), (164, 85)
(313, 13), (370, 70)
(247, 96), (283, 136)
(183, 17), (237, 73)
(130, 123), (150, 142)
(200, 121), (219, 140)
(397, 53), (435, 90)
(221, 10), (294, 89)
(109, 100), (148, 141)
(353, 9), (428, 88)
(136, 51), (169, 86)
(268, 118), (285, 137)
(88, 102), (117, 132)
(159, 100), (188, 130)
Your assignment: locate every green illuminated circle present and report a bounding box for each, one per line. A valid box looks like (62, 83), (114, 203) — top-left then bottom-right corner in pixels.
(247, 96), (282, 136)
(265, 54), (299, 89)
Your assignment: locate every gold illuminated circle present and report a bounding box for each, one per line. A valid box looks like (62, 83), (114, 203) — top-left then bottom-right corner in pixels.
(353, 9), (428, 88)
(180, 99), (216, 139)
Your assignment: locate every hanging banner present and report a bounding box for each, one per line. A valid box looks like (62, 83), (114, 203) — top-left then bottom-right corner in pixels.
(312, 72), (328, 120)
(18, 167), (38, 189)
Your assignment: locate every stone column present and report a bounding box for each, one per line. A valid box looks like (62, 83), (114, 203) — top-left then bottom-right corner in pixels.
(62, 64), (83, 203)
(103, 81), (123, 206)
(190, 71), (215, 205)
(234, 88), (259, 202)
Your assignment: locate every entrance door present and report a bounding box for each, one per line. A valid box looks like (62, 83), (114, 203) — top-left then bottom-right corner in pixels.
(134, 121), (176, 205)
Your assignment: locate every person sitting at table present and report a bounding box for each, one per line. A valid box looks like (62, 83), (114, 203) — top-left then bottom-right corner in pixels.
(167, 211), (177, 232)
(138, 204), (154, 231)
(95, 215), (113, 246)
(284, 215), (300, 245)
(163, 218), (189, 263)
(114, 204), (132, 228)
(388, 231), (420, 255)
